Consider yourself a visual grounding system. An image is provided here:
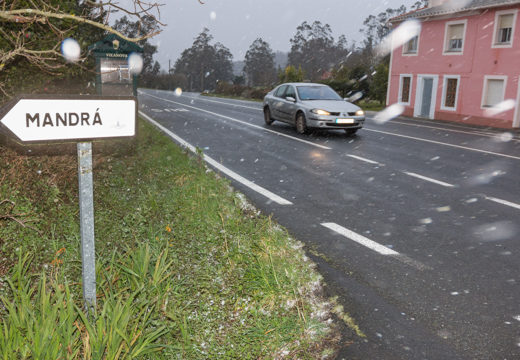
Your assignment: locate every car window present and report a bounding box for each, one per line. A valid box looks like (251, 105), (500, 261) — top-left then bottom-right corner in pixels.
(284, 86), (296, 99)
(297, 86), (343, 100)
(274, 85), (288, 98)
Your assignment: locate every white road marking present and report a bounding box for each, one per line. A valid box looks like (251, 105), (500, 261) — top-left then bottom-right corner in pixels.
(321, 222), (429, 271)
(403, 171), (455, 188)
(485, 196), (520, 210)
(322, 222), (398, 255)
(364, 128), (520, 160)
(347, 154), (382, 165)
(378, 119), (520, 142)
(142, 93), (332, 150)
(181, 94), (262, 111)
(139, 111), (293, 206)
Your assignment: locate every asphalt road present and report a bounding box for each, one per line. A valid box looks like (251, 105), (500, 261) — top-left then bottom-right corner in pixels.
(138, 89), (520, 360)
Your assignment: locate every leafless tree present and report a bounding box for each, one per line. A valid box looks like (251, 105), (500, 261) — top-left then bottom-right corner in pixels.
(0, 0), (172, 96)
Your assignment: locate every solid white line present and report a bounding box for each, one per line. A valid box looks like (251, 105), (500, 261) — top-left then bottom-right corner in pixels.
(485, 196), (520, 210)
(181, 94), (262, 111)
(139, 111), (293, 206)
(347, 154), (381, 165)
(377, 119), (520, 142)
(142, 93), (332, 150)
(364, 128), (520, 160)
(403, 171), (455, 188)
(321, 222), (399, 256)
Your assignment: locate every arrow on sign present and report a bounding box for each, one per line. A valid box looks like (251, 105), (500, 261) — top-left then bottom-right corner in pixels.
(0, 95), (136, 142)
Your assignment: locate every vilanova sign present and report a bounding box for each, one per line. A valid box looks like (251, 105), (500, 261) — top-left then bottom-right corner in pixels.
(0, 95), (136, 142)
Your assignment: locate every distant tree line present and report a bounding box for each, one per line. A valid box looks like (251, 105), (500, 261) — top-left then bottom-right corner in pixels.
(148, 0), (427, 103)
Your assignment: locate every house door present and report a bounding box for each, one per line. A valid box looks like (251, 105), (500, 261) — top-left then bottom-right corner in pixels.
(420, 78), (433, 117)
(414, 75), (438, 119)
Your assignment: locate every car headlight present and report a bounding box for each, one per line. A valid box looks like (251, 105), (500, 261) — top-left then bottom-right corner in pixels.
(355, 110), (365, 116)
(311, 109), (331, 116)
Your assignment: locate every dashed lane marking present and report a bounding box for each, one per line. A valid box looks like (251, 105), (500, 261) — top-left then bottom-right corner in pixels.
(139, 111), (293, 206)
(485, 196), (520, 210)
(403, 171), (455, 188)
(321, 222), (430, 271)
(347, 154), (383, 165)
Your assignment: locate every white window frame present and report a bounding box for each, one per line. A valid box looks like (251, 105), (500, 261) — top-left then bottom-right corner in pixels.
(492, 9), (517, 48)
(413, 74), (439, 119)
(481, 75), (507, 109)
(402, 34), (420, 56)
(398, 74), (413, 105)
(441, 75), (461, 111)
(443, 19), (467, 55)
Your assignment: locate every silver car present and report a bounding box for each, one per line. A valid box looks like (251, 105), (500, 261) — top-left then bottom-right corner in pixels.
(263, 83), (365, 135)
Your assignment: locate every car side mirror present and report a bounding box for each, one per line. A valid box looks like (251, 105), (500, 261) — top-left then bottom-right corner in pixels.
(285, 96), (296, 103)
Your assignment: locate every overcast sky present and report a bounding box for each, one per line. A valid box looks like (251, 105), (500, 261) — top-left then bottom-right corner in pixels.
(133, 0), (423, 70)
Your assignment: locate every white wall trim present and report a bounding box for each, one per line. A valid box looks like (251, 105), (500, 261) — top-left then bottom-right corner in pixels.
(513, 75), (520, 127)
(491, 9), (517, 49)
(440, 74), (461, 111)
(443, 19), (468, 56)
(386, 36), (394, 106)
(414, 74), (439, 119)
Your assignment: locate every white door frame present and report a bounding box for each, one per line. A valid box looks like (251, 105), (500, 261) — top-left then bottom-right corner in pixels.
(414, 74), (439, 119)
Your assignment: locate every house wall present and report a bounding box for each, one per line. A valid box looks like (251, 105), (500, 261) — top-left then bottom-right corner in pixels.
(388, 5), (520, 128)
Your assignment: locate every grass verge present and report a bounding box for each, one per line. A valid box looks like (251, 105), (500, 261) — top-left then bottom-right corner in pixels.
(0, 118), (344, 358)
(201, 92), (263, 102)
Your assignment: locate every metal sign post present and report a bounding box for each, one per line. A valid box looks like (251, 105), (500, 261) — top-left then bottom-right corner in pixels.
(0, 95), (137, 313)
(78, 142), (96, 311)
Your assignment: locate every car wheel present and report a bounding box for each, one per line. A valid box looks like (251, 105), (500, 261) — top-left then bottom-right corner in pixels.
(344, 129), (358, 136)
(295, 112), (308, 134)
(264, 107), (274, 125)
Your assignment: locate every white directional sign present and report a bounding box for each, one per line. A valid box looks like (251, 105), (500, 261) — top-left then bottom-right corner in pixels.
(0, 96), (136, 142)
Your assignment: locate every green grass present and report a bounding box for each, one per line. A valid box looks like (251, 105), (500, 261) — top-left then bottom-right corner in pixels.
(0, 118), (343, 358)
(357, 100), (385, 112)
(201, 92), (263, 102)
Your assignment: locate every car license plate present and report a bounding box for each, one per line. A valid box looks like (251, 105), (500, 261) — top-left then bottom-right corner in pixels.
(336, 118), (355, 124)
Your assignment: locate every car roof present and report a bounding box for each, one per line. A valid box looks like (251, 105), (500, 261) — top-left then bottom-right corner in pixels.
(281, 82), (328, 87)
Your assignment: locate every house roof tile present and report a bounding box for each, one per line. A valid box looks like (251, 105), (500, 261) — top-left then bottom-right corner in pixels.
(390, 0), (520, 22)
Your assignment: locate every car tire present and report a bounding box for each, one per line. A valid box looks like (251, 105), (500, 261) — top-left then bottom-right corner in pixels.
(264, 107), (274, 125)
(295, 112), (308, 134)
(344, 129), (358, 136)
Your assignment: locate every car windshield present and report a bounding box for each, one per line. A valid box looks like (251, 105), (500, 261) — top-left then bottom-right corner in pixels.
(297, 86), (343, 101)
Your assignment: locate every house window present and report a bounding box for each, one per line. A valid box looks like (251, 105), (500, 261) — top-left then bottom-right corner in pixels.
(441, 76), (460, 110)
(493, 11), (517, 47)
(403, 35), (418, 54)
(444, 21), (466, 54)
(399, 75), (412, 104)
(482, 77), (506, 108)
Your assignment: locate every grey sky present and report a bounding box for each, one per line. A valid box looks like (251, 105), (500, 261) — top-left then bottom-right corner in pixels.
(137, 0), (422, 70)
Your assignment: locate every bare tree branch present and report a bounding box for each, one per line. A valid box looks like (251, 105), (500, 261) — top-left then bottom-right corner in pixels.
(0, 9), (161, 42)
(0, 0), (169, 99)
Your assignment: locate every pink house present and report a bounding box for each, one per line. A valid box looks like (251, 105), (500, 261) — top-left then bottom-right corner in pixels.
(387, 0), (520, 128)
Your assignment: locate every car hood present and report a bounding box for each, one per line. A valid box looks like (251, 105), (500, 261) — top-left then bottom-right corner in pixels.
(300, 100), (360, 112)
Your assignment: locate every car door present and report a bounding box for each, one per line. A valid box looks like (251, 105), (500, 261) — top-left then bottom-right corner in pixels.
(280, 85), (299, 124)
(271, 85), (288, 120)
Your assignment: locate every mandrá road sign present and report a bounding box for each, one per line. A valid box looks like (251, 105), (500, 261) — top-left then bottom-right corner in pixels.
(0, 95), (136, 142)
